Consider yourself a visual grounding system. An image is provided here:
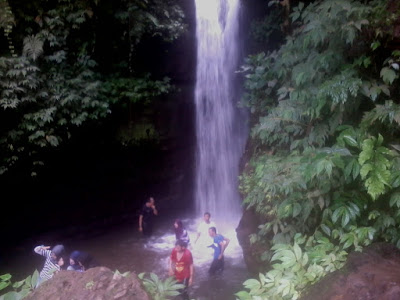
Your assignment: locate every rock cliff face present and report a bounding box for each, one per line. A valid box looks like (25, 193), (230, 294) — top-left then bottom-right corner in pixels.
(236, 208), (271, 275)
(235, 136), (272, 276)
(300, 243), (400, 300)
(25, 267), (150, 300)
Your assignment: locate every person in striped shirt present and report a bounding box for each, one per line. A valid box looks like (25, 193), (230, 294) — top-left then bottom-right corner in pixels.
(34, 244), (65, 287)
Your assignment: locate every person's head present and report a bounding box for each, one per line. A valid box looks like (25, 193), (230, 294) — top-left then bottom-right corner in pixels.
(175, 239), (187, 252)
(57, 256), (65, 267)
(50, 244), (65, 262)
(203, 212), (211, 223)
(146, 197), (155, 207)
(208, 227), (217, 237)
(174, 219), (183, 230)
(69, 250), (81, 266)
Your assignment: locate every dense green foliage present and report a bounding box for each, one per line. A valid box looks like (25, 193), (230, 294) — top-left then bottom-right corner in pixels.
(0, 270), (38, 300)
(0, 0), (185, 175)
(237, 0), (400, 299)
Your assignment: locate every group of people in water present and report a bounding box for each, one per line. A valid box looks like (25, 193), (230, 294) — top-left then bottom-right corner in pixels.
(34, 197), (229, 300)
(138, 197), (231, 300)
(169, 213), (230, 299)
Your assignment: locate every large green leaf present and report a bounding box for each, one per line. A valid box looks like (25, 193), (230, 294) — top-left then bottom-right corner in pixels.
(380, 67), (397, 85)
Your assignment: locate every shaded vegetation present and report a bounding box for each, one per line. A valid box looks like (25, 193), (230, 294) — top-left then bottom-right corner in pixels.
(0, 0), (186, 176)
(0, 270), (38, 300)
(237, 0), (400, 299)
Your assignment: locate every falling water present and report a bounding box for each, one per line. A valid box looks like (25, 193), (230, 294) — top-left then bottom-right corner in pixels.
(194, 0), (247, 223)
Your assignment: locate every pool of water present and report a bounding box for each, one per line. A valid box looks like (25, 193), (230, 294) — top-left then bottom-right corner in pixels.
(0, 212), (250, 300)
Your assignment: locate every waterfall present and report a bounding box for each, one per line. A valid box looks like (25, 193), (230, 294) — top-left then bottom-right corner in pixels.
(194, 0), (248, 223)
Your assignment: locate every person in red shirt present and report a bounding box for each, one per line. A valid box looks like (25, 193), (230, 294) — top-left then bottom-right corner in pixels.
(169, 240), (194, 300)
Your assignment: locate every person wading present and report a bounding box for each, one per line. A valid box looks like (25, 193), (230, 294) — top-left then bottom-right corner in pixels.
(138, 197), (158, 237)
(208, 227), (230, 276)
(169, 240), (194, 300)
(194, 212), (216, 247)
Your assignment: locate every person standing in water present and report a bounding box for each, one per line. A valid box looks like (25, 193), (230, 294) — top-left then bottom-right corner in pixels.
(174, 219), (190, 245)
(169, 240), (194, 300)
(194, 212), (216, 246)
(138, 196), (158, 237)
(208, 227), (230, 276)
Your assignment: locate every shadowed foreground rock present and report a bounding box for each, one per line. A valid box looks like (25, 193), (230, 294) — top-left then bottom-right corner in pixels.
(25, 267), (150, 300)
(301, 243), (400, 300)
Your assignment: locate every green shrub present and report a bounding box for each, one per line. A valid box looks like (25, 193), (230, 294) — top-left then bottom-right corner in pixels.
(0, 270), (38, 300)
(138, 272), (186, 300)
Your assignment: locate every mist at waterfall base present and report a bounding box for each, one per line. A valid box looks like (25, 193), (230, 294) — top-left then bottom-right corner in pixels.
(145, 214), (250, 300)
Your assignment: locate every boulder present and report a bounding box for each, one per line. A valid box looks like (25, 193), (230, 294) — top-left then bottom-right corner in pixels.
(25, 267), (150, 300)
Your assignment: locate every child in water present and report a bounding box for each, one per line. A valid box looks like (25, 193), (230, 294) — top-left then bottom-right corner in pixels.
(174, 219), (190, 245)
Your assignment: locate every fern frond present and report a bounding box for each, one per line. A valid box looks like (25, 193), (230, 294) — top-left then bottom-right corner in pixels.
(362, 100), (400, 127)
(23, 35), (44, 61)
(0, 0), (14, 29)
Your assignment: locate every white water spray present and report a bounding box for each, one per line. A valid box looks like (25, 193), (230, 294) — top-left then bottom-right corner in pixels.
(194, 0), (247, 224)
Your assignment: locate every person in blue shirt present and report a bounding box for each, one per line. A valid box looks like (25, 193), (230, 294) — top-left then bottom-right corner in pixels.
(207, 227), (230, 275)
